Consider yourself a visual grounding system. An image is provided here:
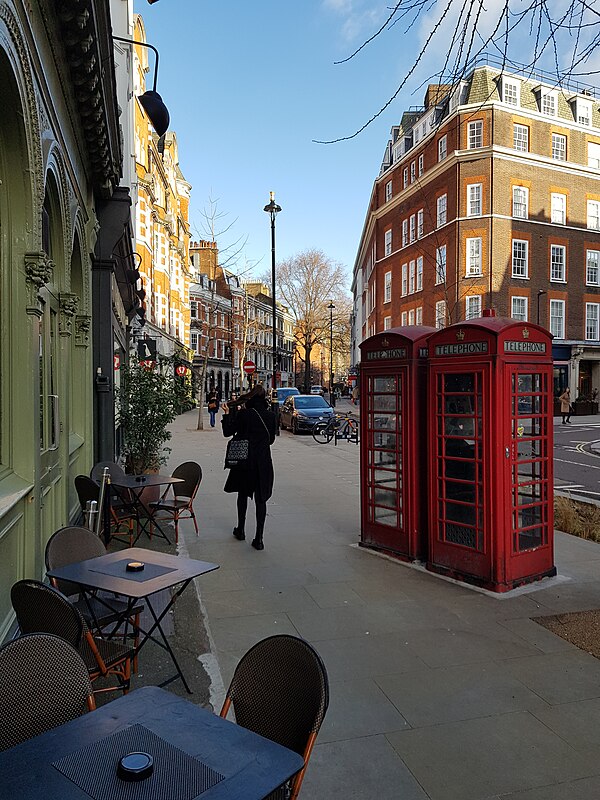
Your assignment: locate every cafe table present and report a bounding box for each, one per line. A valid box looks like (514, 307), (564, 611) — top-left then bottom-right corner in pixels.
(0, 686), (304, 800)
(47, 548), (219, 694)
(110, 473), (185, 545)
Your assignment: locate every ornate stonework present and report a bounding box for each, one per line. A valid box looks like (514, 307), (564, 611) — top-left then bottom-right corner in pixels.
(74, 314), (91, 348)
(24, 251), (53, 316)
(59, 292), (79, 336)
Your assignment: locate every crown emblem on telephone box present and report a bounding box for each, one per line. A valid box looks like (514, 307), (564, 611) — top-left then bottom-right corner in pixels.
(522, 328), (530, 339)
(456, 329), (465, 341)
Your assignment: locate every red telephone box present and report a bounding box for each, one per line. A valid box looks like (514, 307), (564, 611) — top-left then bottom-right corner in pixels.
(359, 327), (435, 560)
(427, 315), (555, 591)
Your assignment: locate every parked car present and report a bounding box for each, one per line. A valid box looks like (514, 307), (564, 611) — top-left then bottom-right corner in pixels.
(270, 387), (300, 407)
(280, 395), (335, 434)
(310, 385), (325, 396)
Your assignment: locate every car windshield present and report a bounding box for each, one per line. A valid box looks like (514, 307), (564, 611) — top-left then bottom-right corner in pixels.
(294, 396), (329, 409)
(278, 388), (299, 399)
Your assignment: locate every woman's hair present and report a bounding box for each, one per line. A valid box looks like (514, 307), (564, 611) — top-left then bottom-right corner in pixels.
(232, 384), (268, 409)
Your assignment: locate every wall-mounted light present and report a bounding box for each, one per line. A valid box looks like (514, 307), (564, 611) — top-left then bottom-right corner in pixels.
(112, 36), (170, 137)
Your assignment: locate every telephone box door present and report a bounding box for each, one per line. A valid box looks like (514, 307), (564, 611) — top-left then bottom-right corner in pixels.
(362, 371), (406, 552)
(430, 366), (492, 579)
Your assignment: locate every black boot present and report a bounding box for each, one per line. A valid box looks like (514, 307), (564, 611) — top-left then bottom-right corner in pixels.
(251, 531), (264, 550)
(233, 527), (245, 540)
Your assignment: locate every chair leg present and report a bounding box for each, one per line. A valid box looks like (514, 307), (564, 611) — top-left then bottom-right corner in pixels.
(133, 611), (140, 674)
(191, 508), (199, 537)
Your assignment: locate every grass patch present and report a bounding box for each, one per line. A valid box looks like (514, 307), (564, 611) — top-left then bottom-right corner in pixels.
(555, 495), (600, 542)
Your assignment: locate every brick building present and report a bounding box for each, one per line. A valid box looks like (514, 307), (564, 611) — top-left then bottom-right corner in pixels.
(351, 57), (600, 397)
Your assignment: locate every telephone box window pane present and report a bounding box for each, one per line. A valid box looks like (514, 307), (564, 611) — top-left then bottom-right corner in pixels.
(514, 417), (542, 437)
(445, 395), (474, 414)
(515, 395), (541, 415)
(374, 507), (397, 527)
(444, 374), (474, 393)
(445, 417), (476, 437)
(373, 395), (397, 412)
(514, 484), (545, 507)
(374, 376), (396, 392)
(374, 432), (397, 449)
(373, 413), (397, 431)
(517, 374), (541, 393)
(445, 522), (477, 548)
(371, 450), (397, 467)
(374, 469), (397, 488)
(374, 488), (397, 508)
(516, 438), (542, 459)
(445, 481), (477, 505)
(518, 527), (544, 550)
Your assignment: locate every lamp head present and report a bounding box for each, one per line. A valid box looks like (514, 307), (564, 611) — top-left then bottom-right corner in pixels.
(139, 90), (170, 137)
(263, 191), (282, 215)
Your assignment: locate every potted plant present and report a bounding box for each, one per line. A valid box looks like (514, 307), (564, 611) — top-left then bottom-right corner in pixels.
(117, 359), (185, 474)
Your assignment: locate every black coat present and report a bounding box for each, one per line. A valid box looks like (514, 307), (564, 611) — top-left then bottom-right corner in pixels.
(222, 403), (276, 502)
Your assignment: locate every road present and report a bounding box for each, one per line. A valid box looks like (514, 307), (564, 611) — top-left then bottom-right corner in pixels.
(553, 417), (600, 501)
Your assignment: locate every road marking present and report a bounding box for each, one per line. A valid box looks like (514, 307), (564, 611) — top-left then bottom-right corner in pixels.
(554, 457), (600, 470)
(555, 484), (585, 489)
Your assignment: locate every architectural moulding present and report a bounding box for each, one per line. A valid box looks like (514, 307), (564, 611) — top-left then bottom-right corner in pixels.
(59, 292), (79, 336)
(24, 252), (53, 316)
(74, 315), (91, 347)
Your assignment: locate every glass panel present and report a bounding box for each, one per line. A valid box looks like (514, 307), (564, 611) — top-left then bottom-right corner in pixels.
(373, 395), (396, 412)
(374, 488), (397, 507)
(516, 374), (541, 393)
(374, 376), (396, 392)
(445, 481), (477, 505)
(445, 417), (476, 437)
(516, 505), (543, 529)
(516, 439), (542, 459)
(514, 483), (545, 504)
(374, 432), (397, 449)
(445, 522), (477, 548)
(514, 417), (542, 437)
(374, 507), (397, 527)
(372, 413), (397, 431)
(445, 501), (477, 525)
(445, 395), (474, 414)
(516, 396), (541, 415)
(371, 450), (397, 466)
(444, 374), (474, 393)
(518, 527), (544, 550)
(374, 469), (397, 488)
(516, 461), (543, 480)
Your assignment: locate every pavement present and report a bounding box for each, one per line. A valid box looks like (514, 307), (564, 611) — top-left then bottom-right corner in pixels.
(162, 402), (600, 800)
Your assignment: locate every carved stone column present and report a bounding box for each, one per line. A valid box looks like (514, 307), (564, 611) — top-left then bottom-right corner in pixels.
(24, 252), (53, 316)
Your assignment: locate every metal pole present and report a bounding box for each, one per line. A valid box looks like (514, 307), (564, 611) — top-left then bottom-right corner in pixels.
(328, 302), (336, 407)
(271, 210), (277, 396)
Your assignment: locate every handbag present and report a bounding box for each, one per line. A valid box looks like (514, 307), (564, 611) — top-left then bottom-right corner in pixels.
(224, 436), (249, 469)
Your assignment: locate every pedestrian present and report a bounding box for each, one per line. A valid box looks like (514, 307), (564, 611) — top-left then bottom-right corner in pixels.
(221, 385), (276, 551)
(207, 389), (220, 428)
(558, 387), (572, 424)
(351, 384), (359, 406)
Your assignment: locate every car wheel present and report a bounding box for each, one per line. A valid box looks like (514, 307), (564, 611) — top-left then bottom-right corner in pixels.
(280, 418), (286, 430)
(292, 419), (298, 435)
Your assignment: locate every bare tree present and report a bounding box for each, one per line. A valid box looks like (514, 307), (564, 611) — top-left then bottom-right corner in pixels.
(276, 249), (349, 392)
(316, 1), (600, 143)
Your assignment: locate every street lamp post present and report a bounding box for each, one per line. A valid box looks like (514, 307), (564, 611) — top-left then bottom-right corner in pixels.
(537, 289), (547, 326)
(328, 301), (335, 408)
(263, 192), (282, 418)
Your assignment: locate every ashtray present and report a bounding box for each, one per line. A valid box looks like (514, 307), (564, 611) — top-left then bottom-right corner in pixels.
(126, 561), (145, 572)
(135, 475), (147, 483)
(117, 752), (154, 781)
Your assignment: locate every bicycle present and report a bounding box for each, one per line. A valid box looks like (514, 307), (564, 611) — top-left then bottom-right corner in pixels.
(312, 412), (359, 445)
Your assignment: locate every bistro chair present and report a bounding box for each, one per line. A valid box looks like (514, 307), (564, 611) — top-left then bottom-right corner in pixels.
(149, 461), (202, 543)
(45, 526), (143, 672)
(75, 474), (136, 546)
(11, 580), (133, 697)
(0, 633), (95, 752)
(220, 634), (329, 800)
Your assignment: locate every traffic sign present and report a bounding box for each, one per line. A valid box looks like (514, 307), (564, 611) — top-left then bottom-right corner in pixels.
(243, 360), (256, 375)
(175, 365), (186, 376)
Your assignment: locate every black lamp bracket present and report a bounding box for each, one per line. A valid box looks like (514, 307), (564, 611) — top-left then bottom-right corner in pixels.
(112, 35), (160, 92)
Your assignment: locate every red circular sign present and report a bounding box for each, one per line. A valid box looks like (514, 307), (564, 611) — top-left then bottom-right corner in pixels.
(175, 365), (186, 376)
(243, 360), (256, 375)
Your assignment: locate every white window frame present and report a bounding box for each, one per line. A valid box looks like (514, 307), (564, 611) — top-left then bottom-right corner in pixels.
(417, 209), (424, 238)
(401, 311), (408, 326)
(511, 296), (528, 322)
(550, 244), (566, 282)
(418, 154), (424, 176)
(438, 135), (447, 161)
(415, 307), (423, 325)
(550, 299), (565, 339)
(587, 250), (600, 286)
(384, 229), (392, 257)
(467, 183), (482, 217)
(410, 161), (416, 183)
(586, 303), (600, 340)
(513, 124), (529, 152)
(436, 245), (446, 284)
(541, 89), (558, 117)
(403, 167), (408, 189)
(552, 133), (566, 161)
(401, 263), (408, 296)
(467, 121), (483, 149)
(385, 180), (392, 202)
(437, 194), (447, 227)
(466, 237), (482, 276)
(589, 143), (600, 170)
(512, 239), (529, 278)
(408, 309), (415, 325)
(384, 270), (392, 302)
(551, 193), (566, 225)
(435, 300), (447, 329)
(465, 295), (482, 320)
(416, 257), (423, 291)
(575, 98), (592, 127)
(409, 214), (416, 243)
(190, 331), (200, 353)
(512, 186), (529, 219)
(502, 78), (520, 107)
(587, 200), (600, 230)
(409, 260), (416, 294)
(383, 315), (392, 331)
(402, 219), (408, 246)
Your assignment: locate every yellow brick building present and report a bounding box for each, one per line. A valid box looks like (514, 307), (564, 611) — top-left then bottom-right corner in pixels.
(133, 15), (192, 358)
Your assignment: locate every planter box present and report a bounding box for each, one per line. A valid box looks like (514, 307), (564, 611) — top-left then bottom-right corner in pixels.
(573, 401), (599, 416)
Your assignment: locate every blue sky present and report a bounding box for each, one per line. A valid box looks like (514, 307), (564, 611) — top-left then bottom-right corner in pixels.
(134, 1), (407, 285)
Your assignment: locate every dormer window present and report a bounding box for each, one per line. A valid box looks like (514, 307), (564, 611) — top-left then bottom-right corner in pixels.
(502, 77), (520, 107)
(572, 97), (592, 127)
(539, 88), (558, 117)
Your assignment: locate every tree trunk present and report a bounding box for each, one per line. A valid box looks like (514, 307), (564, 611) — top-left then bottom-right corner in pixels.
(303, 345), (312, 394)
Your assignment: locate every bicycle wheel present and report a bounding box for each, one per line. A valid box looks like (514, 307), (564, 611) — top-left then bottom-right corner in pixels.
(346, 419), (360, 443)
(313, 420), (335, 444)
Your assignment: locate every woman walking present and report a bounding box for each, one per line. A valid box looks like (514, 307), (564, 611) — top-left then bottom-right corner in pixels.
(221, 385), (276, 550)
(207, 389), (220, 428)
(559, 387), (572, 424)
